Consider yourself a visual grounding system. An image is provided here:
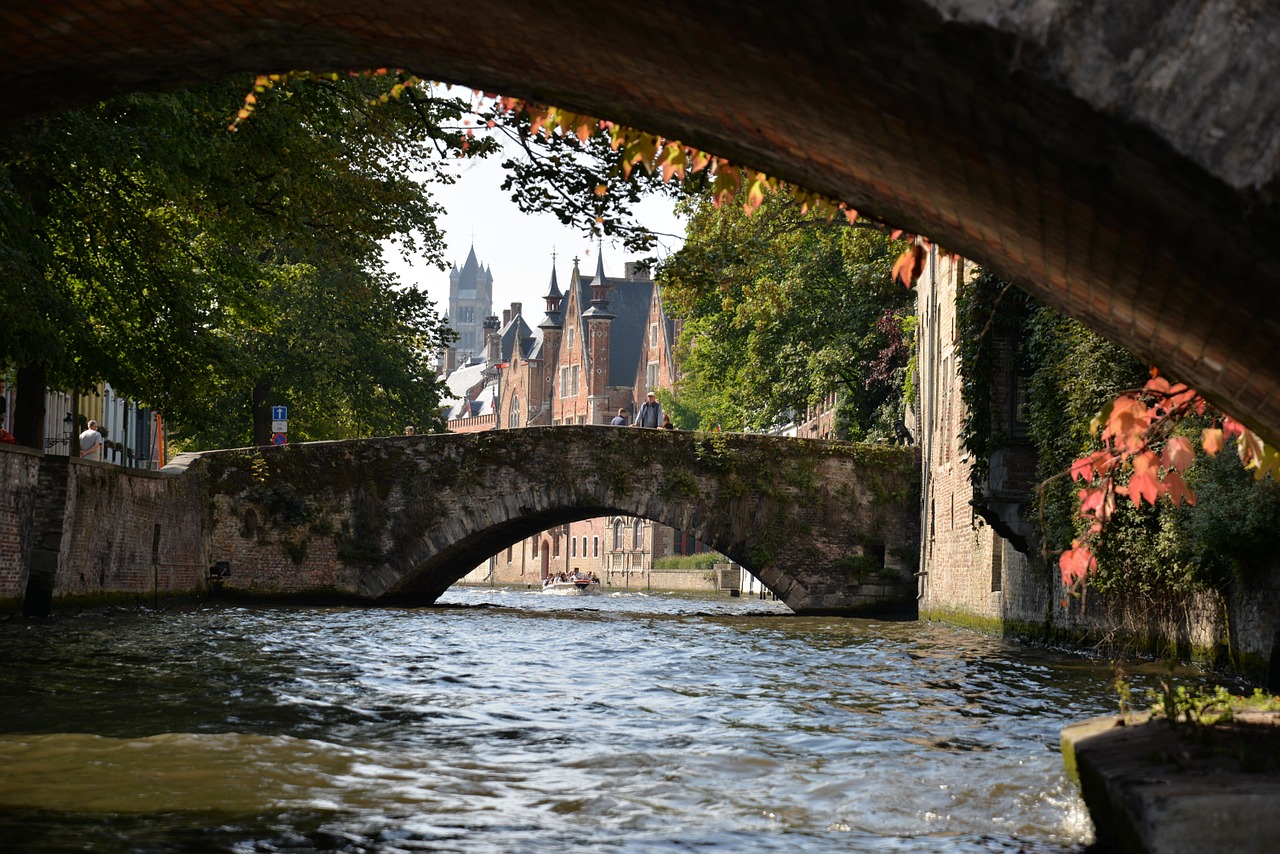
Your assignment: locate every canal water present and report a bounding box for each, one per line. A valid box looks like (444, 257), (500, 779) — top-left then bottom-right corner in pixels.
(0, 587), (1161, 852)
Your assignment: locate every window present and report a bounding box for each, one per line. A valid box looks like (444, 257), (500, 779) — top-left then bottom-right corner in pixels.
(592, 536), (599, 557)
(633, 519), (643, 550)
(581, 536), (587, 557)
(1011, 370), (1030, 438)
(650, 323), (658, 346)
(554, 536), (560, 557)
(646, 362), (658, 392)
(571, 538), (577, 557)
(991, 536), (1003, 592)
(507, 544), (513, 561)
(566, 325), (575, 350)
(532, 539), (539, 557)
(613, 520), (623, 550)
(509, 393), (520, 429)
(571, 365), (580, 397)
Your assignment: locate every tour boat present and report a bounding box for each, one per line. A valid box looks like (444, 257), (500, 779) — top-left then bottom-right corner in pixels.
(541, 577), (601, 595)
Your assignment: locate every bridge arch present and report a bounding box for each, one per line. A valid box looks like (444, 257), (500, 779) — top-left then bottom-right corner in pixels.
(194, 427), (920, 615)
(5, 3), (1280, 439)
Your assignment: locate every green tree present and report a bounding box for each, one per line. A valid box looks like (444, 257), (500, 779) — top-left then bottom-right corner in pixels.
(657, 190), (913, 435)
(0, 74), (487, 448)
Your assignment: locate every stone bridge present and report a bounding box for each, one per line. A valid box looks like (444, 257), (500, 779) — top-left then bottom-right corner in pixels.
(188, 427), (919, 614)
(5, 2), (1280, 442)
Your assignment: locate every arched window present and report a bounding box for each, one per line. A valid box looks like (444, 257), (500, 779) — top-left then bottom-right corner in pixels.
(509, 393), (520, 429)
(532, 538), (539, 557)
(633, 519), (644, 550)
(571, 537), (577, 557)
(592, 536), (599, 557)
(613, 519), (623, 550)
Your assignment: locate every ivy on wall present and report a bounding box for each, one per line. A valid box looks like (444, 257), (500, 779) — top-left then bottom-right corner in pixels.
(953, 268), (1034, 485)
(955, 272), (1280, 595)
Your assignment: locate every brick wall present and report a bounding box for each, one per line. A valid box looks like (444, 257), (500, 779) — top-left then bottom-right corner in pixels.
(1, 445), (209, 614)
(0, 444), (40, 609)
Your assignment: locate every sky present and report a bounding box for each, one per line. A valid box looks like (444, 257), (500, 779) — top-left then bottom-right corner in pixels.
(383, 137), (687, 323)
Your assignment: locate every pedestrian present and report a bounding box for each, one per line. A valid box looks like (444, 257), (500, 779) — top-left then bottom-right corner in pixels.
(610, 408), (628, 426)
(404, 425), (415, 436)
(661, 413), (676, 430)
(633, 391), (662, 428)
(79, 419), (103, 460)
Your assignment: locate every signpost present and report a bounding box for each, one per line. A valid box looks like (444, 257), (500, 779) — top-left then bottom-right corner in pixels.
(271, 405), (287, 445)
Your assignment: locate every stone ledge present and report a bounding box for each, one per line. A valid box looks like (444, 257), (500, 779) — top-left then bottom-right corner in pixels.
(1062, 712), (1280, 853)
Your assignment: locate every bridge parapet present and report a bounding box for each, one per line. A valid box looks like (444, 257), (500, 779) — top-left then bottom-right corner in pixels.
(189, 426), (919, 615)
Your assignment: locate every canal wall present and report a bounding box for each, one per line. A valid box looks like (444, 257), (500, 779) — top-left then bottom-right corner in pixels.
(919, 501), (1280, 685)
(0, 443), (208, 615)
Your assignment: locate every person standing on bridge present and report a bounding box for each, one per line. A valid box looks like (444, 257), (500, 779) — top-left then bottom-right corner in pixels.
(633, 392), (662, 428)
(611, 408), (628, 426)
(79, 420), (102, 460)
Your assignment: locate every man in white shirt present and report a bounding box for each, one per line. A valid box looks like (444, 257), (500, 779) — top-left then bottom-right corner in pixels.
(79, 420), (103, 460)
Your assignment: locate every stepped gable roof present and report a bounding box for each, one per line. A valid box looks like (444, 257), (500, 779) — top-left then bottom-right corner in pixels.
(571, 254), (655, 388)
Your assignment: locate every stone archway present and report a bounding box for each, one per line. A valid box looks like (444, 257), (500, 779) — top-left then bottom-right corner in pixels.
(4, 2), (1280, 437)
(190, 427), (920, 615)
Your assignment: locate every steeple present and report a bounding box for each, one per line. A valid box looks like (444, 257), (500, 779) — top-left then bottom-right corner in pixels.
(539, 257), (564, 330)
(581, 250), (614, 320)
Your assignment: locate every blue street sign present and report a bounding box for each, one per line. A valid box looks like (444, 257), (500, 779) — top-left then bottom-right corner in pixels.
(272, 405), (288, 421)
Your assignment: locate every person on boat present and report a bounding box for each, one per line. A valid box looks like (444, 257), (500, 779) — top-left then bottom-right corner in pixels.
(610, 408), (628, 426)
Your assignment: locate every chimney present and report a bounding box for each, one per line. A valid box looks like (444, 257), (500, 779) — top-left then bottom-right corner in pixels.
(502, 308), (511, 325)
(511, 301), (522, 320)
(444, 347), (458, 374)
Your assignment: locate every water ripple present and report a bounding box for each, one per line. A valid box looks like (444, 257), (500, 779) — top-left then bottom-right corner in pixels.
(0, 588), (1184, 851)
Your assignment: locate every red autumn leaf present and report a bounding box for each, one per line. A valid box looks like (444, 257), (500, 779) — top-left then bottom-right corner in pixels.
(1059, 543), (1096, 586)
(1070, 449), (1114, 482)
(892, 243), (926, 288)
(1144, 376), (1170, 394)
(1162, 470), (1196, 506)
(1127, 451), (1162, 506)
(1102, 395), (1151, 452)
(1202, 427), (1224, 456)
(1161, 435), (1194, 472)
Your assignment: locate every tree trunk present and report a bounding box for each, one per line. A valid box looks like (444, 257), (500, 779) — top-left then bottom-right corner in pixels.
(13, 365), (46, 450)
(252, 379), (273, 446)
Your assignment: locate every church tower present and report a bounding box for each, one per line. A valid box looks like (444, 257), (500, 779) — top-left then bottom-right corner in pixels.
(447, 245), (494, 358)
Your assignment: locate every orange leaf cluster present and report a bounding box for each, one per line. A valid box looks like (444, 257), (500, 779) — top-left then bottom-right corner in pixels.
(1060, 376), (1280, 597)
(490, 99), (864, 225)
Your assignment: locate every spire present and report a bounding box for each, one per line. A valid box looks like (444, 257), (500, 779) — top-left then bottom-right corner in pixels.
(540, 256), (564, 329)
(582, 245), (614, 321)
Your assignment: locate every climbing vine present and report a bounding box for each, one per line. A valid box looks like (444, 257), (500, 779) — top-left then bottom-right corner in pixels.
(953, 268), (1034, 485)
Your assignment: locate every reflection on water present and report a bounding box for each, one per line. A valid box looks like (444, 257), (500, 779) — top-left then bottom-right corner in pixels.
(0, 587), (1149, 852)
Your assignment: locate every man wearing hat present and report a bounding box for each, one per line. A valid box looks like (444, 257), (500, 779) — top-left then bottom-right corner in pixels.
(633, 391), (663, 428)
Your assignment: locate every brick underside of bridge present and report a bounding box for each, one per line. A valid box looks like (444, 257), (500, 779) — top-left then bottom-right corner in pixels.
(0, 430), (921, 617)
(3, 2), (1280, 442)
